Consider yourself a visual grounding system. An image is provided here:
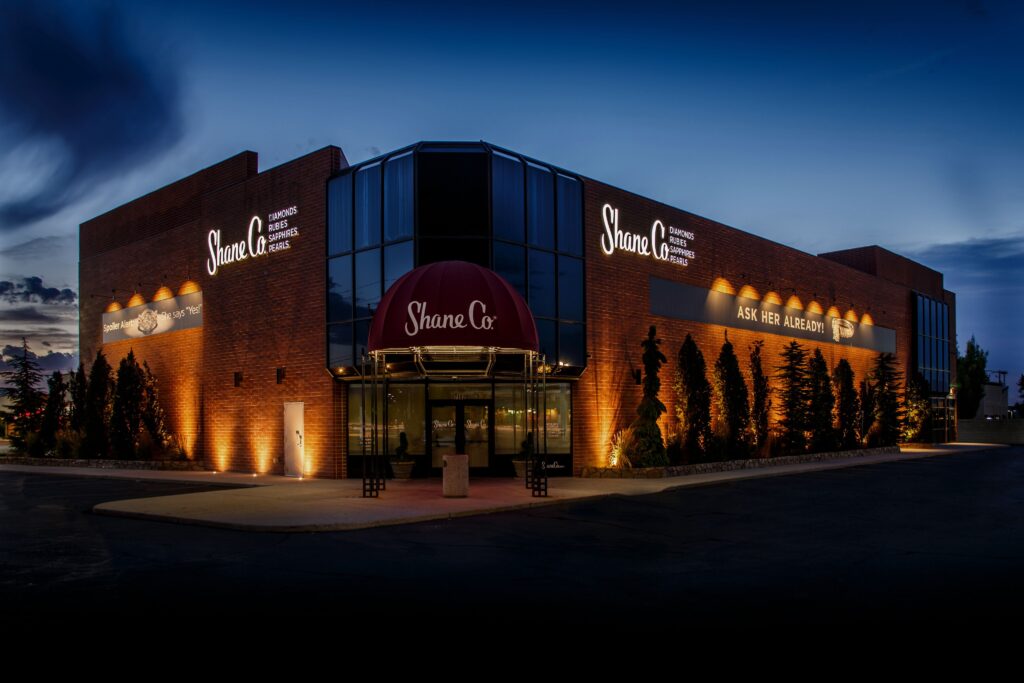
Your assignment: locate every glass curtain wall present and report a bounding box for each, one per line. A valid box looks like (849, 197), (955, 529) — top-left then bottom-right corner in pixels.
(915, 293), (951, 395)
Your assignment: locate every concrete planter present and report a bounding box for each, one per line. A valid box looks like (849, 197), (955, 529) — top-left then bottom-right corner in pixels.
(582, 446), (901, 479)
(391, 460), (415, 479)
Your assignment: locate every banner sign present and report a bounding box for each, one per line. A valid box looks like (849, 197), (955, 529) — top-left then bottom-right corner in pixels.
(102, 291), (203, 344)
(649, 276), (896, 353)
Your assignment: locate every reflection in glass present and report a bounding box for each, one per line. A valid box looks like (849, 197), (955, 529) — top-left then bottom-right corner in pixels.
(558, 322), (585, 367)
(328, 173), (352, 255)
(355, 319), (371, 361)
(384, 153), (414, 242)
(527, 164), (554, 249)
(385, 384), (425, 456)
(557, 255), (583, 322)
(536, 319), (556, 361)
(494, 242), (526, 300)
(556, 174), (582, 256)
(463, 404), (490, 468)
(328, 323), (353, 368)
(493, 152), (525, 242)
(529, 250), (556, 318)
(384, 240), (413, 293)
(354, 249), (381, 317)
(543, 383), (572, 453)
(430, 404), (457, 467)
(355, 164), (381, 249)
(327, 255), (352, 322)
(495, 384), (526, 455)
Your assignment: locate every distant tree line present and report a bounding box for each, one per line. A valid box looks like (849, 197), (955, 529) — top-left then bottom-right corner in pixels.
(614, 326), (933, 468)
(1, 339), (180, 460)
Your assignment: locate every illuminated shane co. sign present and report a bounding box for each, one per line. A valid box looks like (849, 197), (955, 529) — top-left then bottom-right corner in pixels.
(206, 205), (299, 276)
(600, 203), (696, 267)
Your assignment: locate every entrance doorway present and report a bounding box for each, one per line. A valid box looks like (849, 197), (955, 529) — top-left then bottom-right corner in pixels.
(429, 399), (493, 471)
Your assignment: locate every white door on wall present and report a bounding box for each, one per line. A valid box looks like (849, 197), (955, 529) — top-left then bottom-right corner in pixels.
(283, 402), (304, 477)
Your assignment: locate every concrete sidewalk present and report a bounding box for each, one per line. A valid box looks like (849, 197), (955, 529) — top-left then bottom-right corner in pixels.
(1, 442), (1007, 532)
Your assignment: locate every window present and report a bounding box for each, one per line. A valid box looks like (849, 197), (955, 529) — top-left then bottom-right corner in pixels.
(528, 250), (556, 318)
(493, 242), (526, 300)
(328, 174), (352, 255)
(384, 153), (414, 242)
(526, 164), (554, 249)
(383, 241), (414, 293)
(328, 323), (353, 368)
(355, 248), (381, 318)
(557, 255), (583, 322)
(493, 153), (525, 242)
(556, 174), (582, 256)
(327, 255), (353, 322)
(355, 164), (382, 249)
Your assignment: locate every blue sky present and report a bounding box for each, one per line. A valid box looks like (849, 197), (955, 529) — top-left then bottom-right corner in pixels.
(0, 0), (1021, 386)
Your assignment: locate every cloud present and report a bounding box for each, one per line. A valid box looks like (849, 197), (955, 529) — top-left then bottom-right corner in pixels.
(0, 2), (183, 229)
(908, 233), (1024, 292)
(0, 327), (79, 350)
(0, 276), (76, 305)
(0, 343), (78, 376)
(0, 234), (76, 260)
(0, 306), (66, 324)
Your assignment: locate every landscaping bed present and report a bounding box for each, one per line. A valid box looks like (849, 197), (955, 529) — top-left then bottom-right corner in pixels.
(0, 455), (207, 471)
(582, 445), (901, 478)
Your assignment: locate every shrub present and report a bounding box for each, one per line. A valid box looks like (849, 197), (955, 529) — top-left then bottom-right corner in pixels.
(629, 325), (669, 467)
(712, 336), (750, 459)
(776, 340), (810, 455)
(609, 427), (636, 468)
(902, 371), (932, 443)
(869, 352), (904, 447)
(832, 359), (861, 450)
(749, 340), (771, 456)
(673, 333), (711, 462)
(807, 349), (837, 452)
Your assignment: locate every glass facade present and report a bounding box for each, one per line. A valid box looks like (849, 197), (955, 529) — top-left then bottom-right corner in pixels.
(914, 293), (951, 395)
(328, 142), (585, 473)
(327, 150), (416, 369)
(347, 381), (572, 475)
(327, 142), (587, 374)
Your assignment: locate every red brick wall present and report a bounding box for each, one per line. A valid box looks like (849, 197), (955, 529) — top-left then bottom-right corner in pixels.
(80, 147), (346, 476)
(576, 179), (939, 473)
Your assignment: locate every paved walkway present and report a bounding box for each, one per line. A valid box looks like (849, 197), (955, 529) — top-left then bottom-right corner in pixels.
(0, 442), (1005, 532)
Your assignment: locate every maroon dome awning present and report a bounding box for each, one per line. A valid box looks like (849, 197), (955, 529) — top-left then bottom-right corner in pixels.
(367, 261), (539, 352)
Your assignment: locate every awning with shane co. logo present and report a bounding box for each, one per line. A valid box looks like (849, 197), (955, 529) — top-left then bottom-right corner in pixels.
(367, 260), (539, 352)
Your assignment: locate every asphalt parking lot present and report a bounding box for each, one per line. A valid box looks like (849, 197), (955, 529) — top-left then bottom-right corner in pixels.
(2, 446), (1022, 631)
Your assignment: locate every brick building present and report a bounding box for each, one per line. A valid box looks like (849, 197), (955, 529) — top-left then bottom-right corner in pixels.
(79, 142), (956, 478)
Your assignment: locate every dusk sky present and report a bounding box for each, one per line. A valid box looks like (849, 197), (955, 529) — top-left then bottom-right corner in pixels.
(0, 0), (1021, 385)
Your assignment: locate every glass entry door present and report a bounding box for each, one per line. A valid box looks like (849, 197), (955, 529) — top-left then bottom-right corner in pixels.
(429, 400), (492, 470)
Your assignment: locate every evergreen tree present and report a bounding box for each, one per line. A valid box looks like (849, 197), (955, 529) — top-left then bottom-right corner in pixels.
(68, 363), (88, 433)
(869, 352), (904, 447)
(38, 371), (67, 455)
(674, 333), (712, 462)
(140, 361), (170, 448)
(1, 338), (46, 452)
(860, 379), (876, 442)
(749, 340), (771, 454)
(712, 336), (750, 459)
(832, 359), (861, 449)
(630, 325), (668, 467)
(807, 349), (837, 453)
(776, 340), (810, 455)
(902, 371), (932, 443)
(82, 350), (113, 458)
(110, 350), (145, 459)
(956, 336), (988, 419)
